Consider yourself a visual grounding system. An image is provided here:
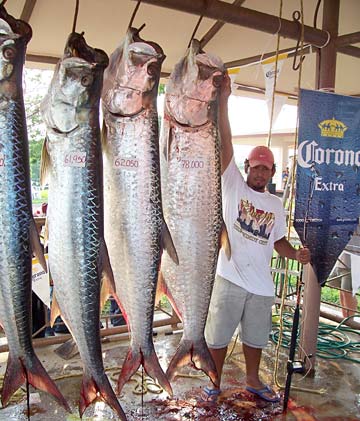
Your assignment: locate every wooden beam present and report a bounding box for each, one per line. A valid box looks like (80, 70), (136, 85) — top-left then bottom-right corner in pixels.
(20, 0), (37, 22)
(336, 31), (360, 48)
(26, 53), (60, 65)
(199, 0), (246, 48)
(337, 45), (360, 59)
(317, 0), (339, 90)
(135, 0), (329, 46)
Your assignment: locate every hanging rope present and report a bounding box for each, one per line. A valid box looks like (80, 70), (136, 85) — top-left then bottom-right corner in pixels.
(72, 0), (80, 33)
(128, 0), (142, 29)
(266, 0), (283, 148)
(273, 0), (318, 404)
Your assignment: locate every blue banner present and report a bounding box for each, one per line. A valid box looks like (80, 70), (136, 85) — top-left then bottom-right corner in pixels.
(294, 89), (360, 285)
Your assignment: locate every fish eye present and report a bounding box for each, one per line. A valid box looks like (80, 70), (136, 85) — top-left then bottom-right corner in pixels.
(212, 75), (223, 88)
(81, 74), (93, 87)
(3, 47), (16, 61)
(147, 62), (159, 77)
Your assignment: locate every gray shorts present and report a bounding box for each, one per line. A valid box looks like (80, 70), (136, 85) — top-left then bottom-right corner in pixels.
(205, 275), (274, 349)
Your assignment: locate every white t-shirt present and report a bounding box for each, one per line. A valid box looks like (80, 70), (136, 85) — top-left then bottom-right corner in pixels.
(217, 158), (287, 296)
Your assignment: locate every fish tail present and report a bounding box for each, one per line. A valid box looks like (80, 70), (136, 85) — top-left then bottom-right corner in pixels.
(1, 352), (70, 411)
(80, 370), (127, 421)
(143, 348), (173, 396)
(166, 338), (219, 388)
(117, 346), (173, 397)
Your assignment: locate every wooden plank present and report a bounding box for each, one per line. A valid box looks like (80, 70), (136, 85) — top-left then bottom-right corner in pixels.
(136, 0), (329, 46)
(336, 31), (360, 48)
(20, 0), (37, 22)
(199, 0), (246, 48)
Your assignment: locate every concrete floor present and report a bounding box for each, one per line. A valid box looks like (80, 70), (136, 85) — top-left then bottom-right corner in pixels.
(0, 325), (360, 420)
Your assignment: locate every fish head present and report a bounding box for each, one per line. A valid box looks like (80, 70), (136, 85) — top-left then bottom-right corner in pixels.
(0, 7), (31, 106)
(102, 28), (165, 117)
(165, 40), (225, 127)
(41, 33), (108, 134)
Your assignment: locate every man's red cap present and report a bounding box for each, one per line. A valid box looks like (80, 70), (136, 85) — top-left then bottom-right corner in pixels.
(248, 146), (274, 170)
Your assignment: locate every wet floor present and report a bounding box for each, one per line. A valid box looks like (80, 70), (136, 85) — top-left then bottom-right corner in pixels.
(0, 328), (359, 420)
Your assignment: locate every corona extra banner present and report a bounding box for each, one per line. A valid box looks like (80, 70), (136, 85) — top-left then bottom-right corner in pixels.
(294, 89), (360, 285)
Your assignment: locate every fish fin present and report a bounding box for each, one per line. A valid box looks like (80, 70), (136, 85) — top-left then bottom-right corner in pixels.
(166, 338), (219, 388)
(101, 121), (108, 150)
(54, 338), (79, 360)
(116, 348), (142, 395)
(143, 347), (173, 397)
(117, 347), (173, 397)
(161, 222), (179, 265)
(40, 136), (51, 187)
(1, 352), (70, 411)
(219, 221), (231, 260)
(80, 369), (126, 420)
(50, 293), (62, 327)
(156, 272), (182, 320)
(99, 240), (116, 311)
(29, 218), (47, 272)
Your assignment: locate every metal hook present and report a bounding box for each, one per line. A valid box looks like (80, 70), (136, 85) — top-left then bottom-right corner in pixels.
(72, 0), (80, 33)
(292, 10), (305, 71)
(188, 0), (208, 48)
(128, 0), (142, 29)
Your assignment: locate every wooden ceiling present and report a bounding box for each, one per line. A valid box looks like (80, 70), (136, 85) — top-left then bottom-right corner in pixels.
(5, 0), (360, 99)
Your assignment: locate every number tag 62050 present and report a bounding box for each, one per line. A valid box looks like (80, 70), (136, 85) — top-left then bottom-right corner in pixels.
(113, 156), (139, 170)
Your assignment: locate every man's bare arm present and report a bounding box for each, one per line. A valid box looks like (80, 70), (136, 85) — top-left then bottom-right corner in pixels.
(218, 72), (233, 175)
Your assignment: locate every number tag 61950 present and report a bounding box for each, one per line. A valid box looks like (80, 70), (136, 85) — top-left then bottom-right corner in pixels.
(64, 152), (87, 167)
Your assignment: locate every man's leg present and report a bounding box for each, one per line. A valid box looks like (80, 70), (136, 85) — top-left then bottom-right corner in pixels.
(209, 346), (228, 389)
(243, 343), (278, 400)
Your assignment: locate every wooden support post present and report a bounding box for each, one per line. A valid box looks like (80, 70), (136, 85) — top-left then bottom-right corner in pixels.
(316, 0), (339, 90)
(298, 264), (321, 375)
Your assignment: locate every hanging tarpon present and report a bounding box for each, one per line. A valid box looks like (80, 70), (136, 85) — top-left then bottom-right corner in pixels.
(159, 40), (230, 385)
(0, 5), (69, 411)
(101, 27), (177, 396)
(40, 32), (126, 420)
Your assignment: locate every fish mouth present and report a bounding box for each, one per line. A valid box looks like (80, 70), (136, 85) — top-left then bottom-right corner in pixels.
(106, 107), (145, 118)
(51, 124), (79, 135)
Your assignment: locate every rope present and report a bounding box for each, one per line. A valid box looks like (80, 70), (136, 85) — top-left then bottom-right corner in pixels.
(266, 0), (283, 148)
(273, 0), (312, 396)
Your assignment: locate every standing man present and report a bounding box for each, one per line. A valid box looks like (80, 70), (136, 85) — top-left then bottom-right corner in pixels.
(203, 73), (311, 403)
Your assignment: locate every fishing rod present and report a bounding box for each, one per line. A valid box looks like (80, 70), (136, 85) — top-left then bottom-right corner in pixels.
(283, 162), (317, 411)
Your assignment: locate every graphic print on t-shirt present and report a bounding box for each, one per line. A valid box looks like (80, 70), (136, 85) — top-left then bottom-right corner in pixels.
(234, 199), (275, 245)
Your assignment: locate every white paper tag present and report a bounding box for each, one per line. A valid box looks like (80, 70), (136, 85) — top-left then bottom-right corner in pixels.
(113, 156), (139, 171)
(64, 151), (87, 167)
(0, 153), (4, 168)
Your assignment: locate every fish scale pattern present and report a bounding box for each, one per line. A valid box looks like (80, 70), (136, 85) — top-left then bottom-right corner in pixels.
(104, 108), (163, 350)
(161, 122), (223, 341)
(47, 124), (104, 370)
(0, 99), (34, 357)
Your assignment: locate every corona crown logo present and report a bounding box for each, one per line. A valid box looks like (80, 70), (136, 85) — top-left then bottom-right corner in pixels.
(318, 117), (347, 138)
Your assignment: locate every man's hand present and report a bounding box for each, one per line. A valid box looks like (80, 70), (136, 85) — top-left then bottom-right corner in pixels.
(219, 71), (231, 104)
(295, 247), (311, 265)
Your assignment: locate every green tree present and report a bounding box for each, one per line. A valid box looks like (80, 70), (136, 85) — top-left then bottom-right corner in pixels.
(24, 68), (53, 185)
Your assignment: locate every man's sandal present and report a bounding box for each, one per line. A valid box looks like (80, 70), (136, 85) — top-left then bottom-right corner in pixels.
(200, 386), (221, 402)
(245, 385), (280, 403)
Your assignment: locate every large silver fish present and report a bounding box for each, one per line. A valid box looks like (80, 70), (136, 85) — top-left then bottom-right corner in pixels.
(102, 28), (177, 396)
(159, 40), (230, 386)
(0, 5), (69, 411)
(40, 33), (126, 420)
